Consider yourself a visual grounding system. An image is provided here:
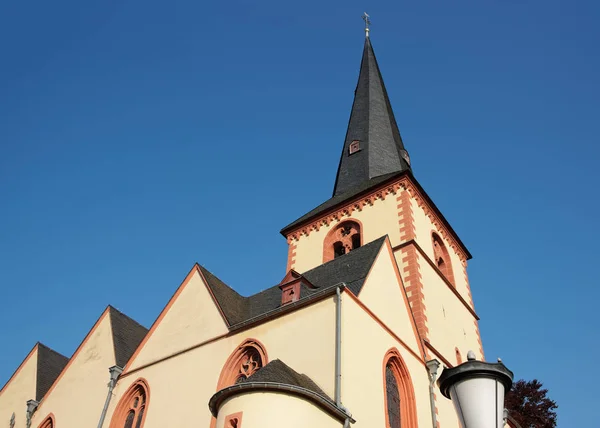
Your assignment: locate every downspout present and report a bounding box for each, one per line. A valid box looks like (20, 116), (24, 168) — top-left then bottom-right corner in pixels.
(97, 365), (123, 428)
(335, 284), (352, 428)
(426, 359), (441, 428)
(335, 285), (342, 407)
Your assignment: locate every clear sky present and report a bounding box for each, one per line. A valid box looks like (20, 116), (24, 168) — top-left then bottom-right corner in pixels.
(1, 0), (598, 425)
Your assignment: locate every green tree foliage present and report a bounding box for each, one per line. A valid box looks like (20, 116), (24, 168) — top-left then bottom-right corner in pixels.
(505, 379), (558, 428)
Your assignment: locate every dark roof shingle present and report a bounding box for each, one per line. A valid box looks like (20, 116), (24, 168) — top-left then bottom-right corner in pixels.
(36, 343), (69, 401)
(108, 307), (148, 368)
(200, 236), (387, 327)
(241, 359), (329, 399)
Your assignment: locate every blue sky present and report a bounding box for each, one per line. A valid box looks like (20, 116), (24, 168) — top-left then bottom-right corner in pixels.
(1, 0), (598, 425)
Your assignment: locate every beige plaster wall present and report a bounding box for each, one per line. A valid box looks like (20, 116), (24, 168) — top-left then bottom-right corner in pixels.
(410, 197), (471, 304)
(30, 314), (115, 428)
(0, 347), (38, 428)
(339, 294), (441, 427)
(292, 195), (401, 273)
(106, 298), (336, 428)
(128, 270), (229, 371)
(215, 391), (341, 428)
(357, 244), (421, 356)
(420, 257), (482, 362)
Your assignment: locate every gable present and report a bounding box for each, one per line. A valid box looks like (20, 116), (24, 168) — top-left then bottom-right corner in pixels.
(0, 345), (38, 428)
(125, 266), (229, 372)
(31, 311), (116, 428)
(357, 239), (423, 357)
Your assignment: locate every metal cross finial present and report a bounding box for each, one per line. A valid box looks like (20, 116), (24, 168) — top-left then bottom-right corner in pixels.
(362, 12), (371, 37)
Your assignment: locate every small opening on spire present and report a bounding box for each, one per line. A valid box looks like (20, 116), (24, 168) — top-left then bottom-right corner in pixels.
(349, 140), (361, 155)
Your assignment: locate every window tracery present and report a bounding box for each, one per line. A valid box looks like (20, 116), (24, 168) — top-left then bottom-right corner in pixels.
(323, 220), (362, 262)
(383, 349), (418, 428)
(217, 339), (268, 390)
(235, 348), (262, 383)
(109, 379), (149, 428)
(37, 415), (54, 428)
(432, 232), (455, 285)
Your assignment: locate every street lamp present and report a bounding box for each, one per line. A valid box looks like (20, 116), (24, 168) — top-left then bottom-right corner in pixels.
(437, 351), (513, 428)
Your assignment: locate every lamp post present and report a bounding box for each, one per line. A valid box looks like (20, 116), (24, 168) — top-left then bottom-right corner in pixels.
(437, 351), (513, 428)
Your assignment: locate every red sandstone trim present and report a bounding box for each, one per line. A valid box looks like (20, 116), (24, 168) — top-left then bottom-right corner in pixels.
(423, 341), (454, 369)
(284, 175), (469, 262)
(397, 189), (430, 348)
(36, 413), (55, 428)
(322, 218), (362, 263)
(455, 347), (463, 365)
(216, 338), (269, 390)
(398, 189), (416, 241)
(382, 348), (419, 428)
(393, 240), (480, 320)
(0, 343), (39, 396)
(345, 292), (425, 365)
(357, 239), (427, 361)
(36, 308), (111, 404)
(109, 378), (150, 428)
(286, 242), (297, 272)
(224, 412), (243, 427)
(462, 262), (485, 360)
(431, 231), (455, 286)
(211, 339), (268, 428)
(125, 264), (232, 373)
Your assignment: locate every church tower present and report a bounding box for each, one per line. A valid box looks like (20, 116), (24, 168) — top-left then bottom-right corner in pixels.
(281, 31), (484, 365)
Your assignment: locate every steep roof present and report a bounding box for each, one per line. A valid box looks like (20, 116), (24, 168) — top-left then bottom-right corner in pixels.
(200, 236), (387, 327)
(108, 307), (148, 368)
(241, 359), (329, 398)
(209, 359), (352, 421)
(35, 343), (69, 401)
(333, 36), (411, 198)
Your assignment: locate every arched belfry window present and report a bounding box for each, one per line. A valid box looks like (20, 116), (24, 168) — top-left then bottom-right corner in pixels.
(432, 232), (455, 286)
(383, 349), (418, 428)
(37, 414), (55, 428)
(323, 220), (362, 263)
(109, 379), (149, 428)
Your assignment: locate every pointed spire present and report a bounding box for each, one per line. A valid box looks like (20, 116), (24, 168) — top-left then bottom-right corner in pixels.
(332, 33), (411, 197)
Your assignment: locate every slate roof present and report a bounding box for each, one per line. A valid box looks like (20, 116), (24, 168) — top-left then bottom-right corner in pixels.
(108, 306), (148, 368)
(35, 343), (69, 401)
(240, 359), (329, 399)
(200, 236), (387, 327)
(333, 36), (411, 198)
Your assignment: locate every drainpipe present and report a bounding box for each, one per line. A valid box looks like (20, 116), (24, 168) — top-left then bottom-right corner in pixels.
(97, 365), (123, 428)
(426, 359), (441, 428)
(25, 400), (39, 428)
(335, 284), (354, 427)
(335, 285), (343, 407)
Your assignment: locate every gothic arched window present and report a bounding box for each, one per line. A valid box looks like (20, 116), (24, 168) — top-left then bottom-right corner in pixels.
(386, 364), (401, 428)
(383, 349), (418, 428)
(37, 414), (55, 428)
(217, 339), (267, 389)
(211, 340), (268, 428)
(323, 220), (362, 263)
(432, 232), (455, 286)
(109, 379), (149, 428)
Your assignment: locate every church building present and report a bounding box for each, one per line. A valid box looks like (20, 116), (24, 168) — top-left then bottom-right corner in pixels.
(1, 28), (497, 428)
